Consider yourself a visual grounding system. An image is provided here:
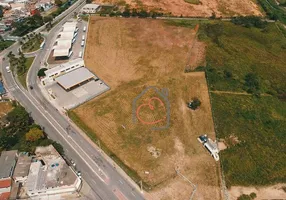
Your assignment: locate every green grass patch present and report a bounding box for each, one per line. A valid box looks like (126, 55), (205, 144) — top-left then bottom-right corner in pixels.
(0, 40), (15, 51)
(18, 57), (35, 89)
(67, 110), (151, 191)
(199, 22), (286, 96)
(211, 94), (286, 187)
(22, 36), (44, 53)
(184, 0), (200, 5)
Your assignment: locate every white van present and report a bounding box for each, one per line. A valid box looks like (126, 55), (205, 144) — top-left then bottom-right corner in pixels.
(82, 35), (85, 41)
(78, 51), (82, 58)
(6, 66), (10, 73)
(83, 26), (86, 32)
(81, 41), (84, 47)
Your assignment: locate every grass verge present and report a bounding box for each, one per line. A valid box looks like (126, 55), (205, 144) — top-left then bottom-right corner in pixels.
(18, 57), (35, 89)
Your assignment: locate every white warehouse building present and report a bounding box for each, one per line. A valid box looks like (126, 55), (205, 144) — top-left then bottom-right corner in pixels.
(41, 58), (85, 85)
(80, 4), (100, 14)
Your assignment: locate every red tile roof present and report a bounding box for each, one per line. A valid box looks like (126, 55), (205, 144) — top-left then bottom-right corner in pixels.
(0, 179), (11, 188)
(0, 192), (10, 200)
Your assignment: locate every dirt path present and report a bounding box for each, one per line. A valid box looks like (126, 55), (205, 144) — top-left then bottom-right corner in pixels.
(210, 90), (270, 96)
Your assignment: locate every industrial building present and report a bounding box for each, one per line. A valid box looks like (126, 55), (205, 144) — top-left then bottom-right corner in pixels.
(41, 58), (85, 84)
(24, 145), (81, 198)
(0, 150), (18, 200)
(13, 153), (32, 183)
(80, 4), (100, 14)
(55, 67), (97, 90)
(53, 21), (78, 58)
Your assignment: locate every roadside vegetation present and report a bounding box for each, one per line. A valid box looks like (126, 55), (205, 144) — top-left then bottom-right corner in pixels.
(168, 18), (286, 187)
(0, 36), (14, 51)
(21, 33), (44, 53)
(0, 103), (64, 154)
(7, 51), (35, 89)
(257, 0), (286, 23)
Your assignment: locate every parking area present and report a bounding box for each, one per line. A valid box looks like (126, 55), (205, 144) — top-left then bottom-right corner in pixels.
(47, 19), (88, 65)
(45, 79), (109, 110)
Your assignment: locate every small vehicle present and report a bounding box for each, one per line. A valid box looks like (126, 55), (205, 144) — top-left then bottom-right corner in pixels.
(83, 26), (86, 32)
(70, 160), (76, 167)
(82, 35), (85, 41)
(81, 41), (84, 47)
(78, 51), (82, 58)
(6, 66), (10, 73)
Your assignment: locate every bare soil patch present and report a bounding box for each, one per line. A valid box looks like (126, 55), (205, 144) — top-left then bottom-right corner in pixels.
(96, 0), (262, 17)
(0, 102), (12, 119)
(229, 184), (286, 200)
(75, 17), (220, 199)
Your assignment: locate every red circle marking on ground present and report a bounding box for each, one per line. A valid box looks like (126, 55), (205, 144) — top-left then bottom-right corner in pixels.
(136, 97), (166, 125)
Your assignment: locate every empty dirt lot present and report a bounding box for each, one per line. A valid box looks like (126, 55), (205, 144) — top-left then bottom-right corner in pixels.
(0, 102), (13, 118)
(95, 0), (262, 17)
(73, 17), (221, 199)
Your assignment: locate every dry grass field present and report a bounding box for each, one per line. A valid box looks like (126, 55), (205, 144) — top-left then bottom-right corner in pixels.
(0, 102), (13, 119)
(73, 17), (221, 199)
(96, 0), (262, 17)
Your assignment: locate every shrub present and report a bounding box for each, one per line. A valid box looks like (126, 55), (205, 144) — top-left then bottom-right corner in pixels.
(188, 97), (201, 110)
(231, 16), (267, 29)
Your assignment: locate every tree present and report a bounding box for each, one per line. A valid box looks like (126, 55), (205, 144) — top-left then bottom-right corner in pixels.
(52, 142), (64, 155)
(37, 68), (48, 77)
(55, 0), (63, 6)
(25, 127), (44, 142)
(244, 73), (260, 93)
(0, 5), (3, 18)
(187, 97), (201, 110)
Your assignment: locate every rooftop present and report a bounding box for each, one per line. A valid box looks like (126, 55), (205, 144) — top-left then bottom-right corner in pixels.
(53, 48), (70, 57)
(0, 150), (17, 179)
(44, 58), (85, 77)
(82, 4), (100, 9)
(62, 26), (76, 32)
(0, 192), (10, 200)
(0, 179), (11, 188)
(13, 153), (32, 178)
(25, 145), (77, 192)
(58, 32), (74, 40)
(55, 39), (72, 49)
(55, 67), (96, 90)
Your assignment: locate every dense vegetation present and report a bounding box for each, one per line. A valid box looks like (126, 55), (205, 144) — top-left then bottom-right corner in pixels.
(198, 22), (286, 97)
(168, 19), (286, 187)
(7, 51), (34, 89)
(0, 36), (14, 51)
(0, 104), (63, 154)
(21, 33), (44, 53)
(212, 94), (286, 187)
(257, 0), (286, 23)
(11, 15), (44, 36)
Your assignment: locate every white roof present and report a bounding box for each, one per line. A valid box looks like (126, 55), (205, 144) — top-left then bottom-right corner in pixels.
(82, 4), (100, 9)
(58, 31), (74, 40)
(56, 39), (72, 49)
(63, 22), (77, 27)
(62, 26), (76, 32)
(53, 48), (70, 57)
(55, 67), (95, 89)
(44, 58), (85, 76)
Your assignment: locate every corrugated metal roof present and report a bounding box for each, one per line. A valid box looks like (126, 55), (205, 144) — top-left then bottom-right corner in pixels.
(44, 58), (85, 77)
(0, 151), (17, 179)
(55, 67), (96, 89)
(53, 48), (70, 57)
(58, 31), (74, 40)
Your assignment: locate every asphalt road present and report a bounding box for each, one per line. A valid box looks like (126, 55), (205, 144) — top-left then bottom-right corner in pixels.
(1, 3), (145, 200)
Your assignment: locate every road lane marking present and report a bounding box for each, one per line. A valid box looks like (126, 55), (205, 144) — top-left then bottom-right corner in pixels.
(8, 75), (108, 184)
